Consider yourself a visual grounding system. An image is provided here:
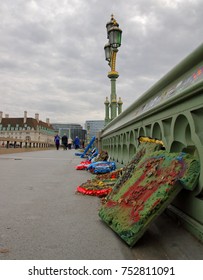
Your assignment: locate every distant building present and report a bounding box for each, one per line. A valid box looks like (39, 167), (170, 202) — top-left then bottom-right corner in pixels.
(51, 123), (86, 143)
(0, 111), (55, 147)
(85, 120), (105, 140)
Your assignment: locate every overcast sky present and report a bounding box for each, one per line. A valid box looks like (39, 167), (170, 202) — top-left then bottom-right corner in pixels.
(0, 0), (202, 126)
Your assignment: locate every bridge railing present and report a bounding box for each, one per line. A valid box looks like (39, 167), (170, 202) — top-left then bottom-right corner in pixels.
(100, 43), (203, 190)
(0, 137), (53, 148)
(99, 43), (203, 242)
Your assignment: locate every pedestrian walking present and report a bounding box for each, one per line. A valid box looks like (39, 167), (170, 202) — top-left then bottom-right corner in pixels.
(54, 134), (60, 150)
(62, 134), (68, 150)
(74, 136), (80, 149)
(67, 138), (73, 149)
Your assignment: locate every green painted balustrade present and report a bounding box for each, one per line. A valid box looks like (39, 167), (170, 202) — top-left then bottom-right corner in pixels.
(99, 43), (203, 242)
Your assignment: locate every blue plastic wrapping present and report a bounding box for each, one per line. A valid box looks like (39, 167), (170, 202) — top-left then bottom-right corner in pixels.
(87, 161), (116, 174)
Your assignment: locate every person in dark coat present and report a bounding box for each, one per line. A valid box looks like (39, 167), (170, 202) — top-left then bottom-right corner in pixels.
(62, 134), (68, 150)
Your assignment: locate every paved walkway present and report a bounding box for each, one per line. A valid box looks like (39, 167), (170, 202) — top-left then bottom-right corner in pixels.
(0, 149), (203, 260)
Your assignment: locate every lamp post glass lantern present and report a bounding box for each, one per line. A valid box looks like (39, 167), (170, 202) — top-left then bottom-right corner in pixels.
(104, 14), (123, 125)
(108, 26), (122, 48)
(104, 42), (111, 62)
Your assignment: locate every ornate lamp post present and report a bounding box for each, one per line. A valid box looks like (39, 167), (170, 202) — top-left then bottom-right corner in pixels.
(104, 15), (123, 125)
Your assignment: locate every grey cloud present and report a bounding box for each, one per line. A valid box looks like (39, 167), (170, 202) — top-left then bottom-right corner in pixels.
(0, 0), (203, 125)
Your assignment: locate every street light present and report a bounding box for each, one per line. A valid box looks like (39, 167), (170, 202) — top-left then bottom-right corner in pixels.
(104, 14), (123, 126)
(104, 42), (111, 63)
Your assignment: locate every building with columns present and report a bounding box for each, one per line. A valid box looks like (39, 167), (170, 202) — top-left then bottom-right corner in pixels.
(85, 120), (104, 141)
(51, 123), (86, 144)
(0, 111), (55, 148)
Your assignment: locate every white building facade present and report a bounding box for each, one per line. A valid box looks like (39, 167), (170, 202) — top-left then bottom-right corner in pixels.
(0, 111), (55, 148)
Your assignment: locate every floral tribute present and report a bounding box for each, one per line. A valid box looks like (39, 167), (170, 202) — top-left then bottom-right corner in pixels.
(107, 142), (163, 196)
(99, 150), (200, 247)
(76, 142), (161, 197)
(75, 150), (109, 170)
(76, 169), (123, 197)
(75, 160), (91, 170)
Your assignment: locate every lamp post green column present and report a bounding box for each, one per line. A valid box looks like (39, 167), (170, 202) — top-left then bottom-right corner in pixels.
(104, 97), (110, 125)
(104, 15), (122, 125)
(109, 72), (119, 120)
(68, 128), (71, 139)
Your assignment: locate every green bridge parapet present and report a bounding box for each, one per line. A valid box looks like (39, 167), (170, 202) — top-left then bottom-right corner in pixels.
(99, 42), (203, 242)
